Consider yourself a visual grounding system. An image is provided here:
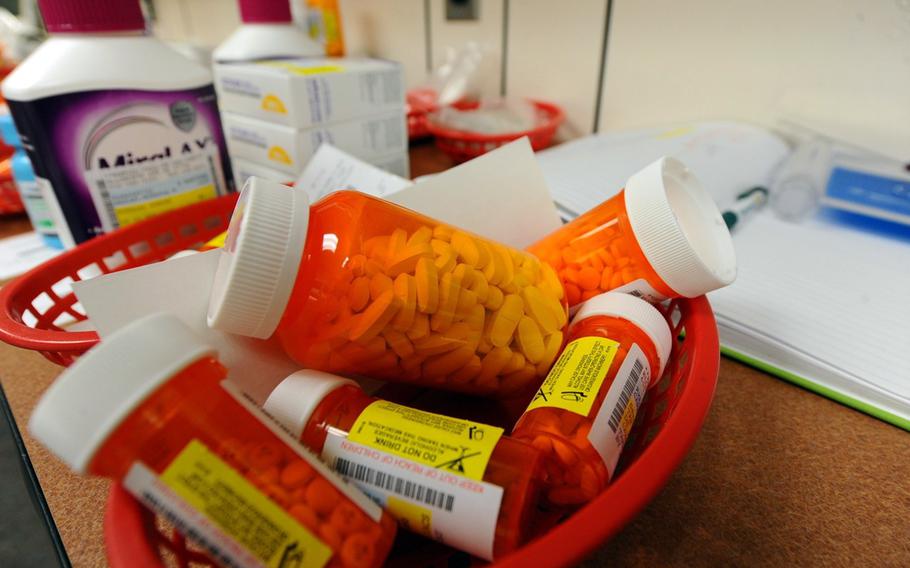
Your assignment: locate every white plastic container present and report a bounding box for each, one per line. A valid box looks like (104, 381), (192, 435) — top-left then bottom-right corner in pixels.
(214, 0), (322, 63)
(2, 0), (235, 246)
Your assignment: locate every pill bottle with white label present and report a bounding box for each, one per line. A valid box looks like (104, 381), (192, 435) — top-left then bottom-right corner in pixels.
(263, 370), (543, 561)
(214, 0), (322, 63)
(207, 177), (568, 397)
(511, 292), (672, 507)
(2, 0), (234, 247)
(527, 157), (736, 307)
(29, 313), (396, 568)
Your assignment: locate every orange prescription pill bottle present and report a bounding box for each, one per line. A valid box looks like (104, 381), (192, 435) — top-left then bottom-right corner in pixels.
(511, 292), (671, 507)
(29, 313), (396, 568)
(527, 157), (736, 307)
(263, 370), (543, 561)
(207, 178), (568, 397)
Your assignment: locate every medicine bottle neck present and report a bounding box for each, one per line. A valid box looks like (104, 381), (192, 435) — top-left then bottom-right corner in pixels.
(299, 384), (376, 451)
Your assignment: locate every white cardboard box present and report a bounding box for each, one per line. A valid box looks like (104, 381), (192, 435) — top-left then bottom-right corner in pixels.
(223, 111), (407, 176)
(215, 57), (404, 127)
(231, 158), (296, 187)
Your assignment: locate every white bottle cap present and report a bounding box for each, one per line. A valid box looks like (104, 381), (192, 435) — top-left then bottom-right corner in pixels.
(207, 177), (310, 339)
(29, 313), (215, 473)
(263, 370), (357, 438)
(571, 292), (673, 376)
(623, 157), (737, 297)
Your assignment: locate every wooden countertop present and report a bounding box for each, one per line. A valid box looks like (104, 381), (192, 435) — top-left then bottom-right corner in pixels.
(1, 144), (907, 567)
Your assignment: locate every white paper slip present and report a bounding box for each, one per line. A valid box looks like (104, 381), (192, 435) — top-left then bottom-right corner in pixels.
(0, 231), (62, 280)
(294, 144), (412, 202)
(390, 138), (563, 249)
(73, 250), (300, 404)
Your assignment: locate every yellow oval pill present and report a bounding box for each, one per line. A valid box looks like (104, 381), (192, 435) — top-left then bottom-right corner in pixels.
(415, 257), (439, 313)
(539, 262), (565, 300)
(387, 228), (407, 258)
(484, 285), (504, 311)
(516, 316), (546, 363)
(423, 345), (475, 377)
(349, 290), (401, 343)
(503, 351), (526, 374)
(430, 272), (460, 332)
(434, 249), (456, 274)
(489, 294), (523, 347)
(407, 226), (433, 247)
(406, 312), (430, 341)
(386, 243), (433, 277)
(452, 263), (474, 288)
(451, 231), (481, 266)
(450, 355), (482, 384)
(413, 333), (461, 356)
(537, 331), (563, 374)
(391, 273), (417, 331)
(496, 246), (515, 287)
(470, 269), (489, 302)
(521, 285), (558, 333)
(432, 224), (454, 241)
(456, 289), (477, 317)
(348, 277), (370, 312)
(383, 329), (414, 359)
(478, 346), (512, 382)
(369, 273), (393, 301)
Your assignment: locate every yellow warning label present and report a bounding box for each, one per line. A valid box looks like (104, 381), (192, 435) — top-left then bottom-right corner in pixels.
(387, 496), (433, 538)
(268, 146), (293, 165)
(525, 336), (620, 417)
(161, 440), (332, 568)
(114, 185), (216, 227)
(347, 401), (503, 481)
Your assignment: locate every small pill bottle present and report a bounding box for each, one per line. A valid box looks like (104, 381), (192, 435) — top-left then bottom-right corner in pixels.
(207, 178), (568, 397)
(511, 292), (672, 507)
(527, 157), (736, 307)
(263, 370), (543, 561)
(29, 313), (396, 568)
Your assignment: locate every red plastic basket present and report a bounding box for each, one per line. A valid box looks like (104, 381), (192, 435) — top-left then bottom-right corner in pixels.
(426, 100), (564, 163)
(0, 192), (718, 567)
(0, 194), (238, 365)
(406, 88), (439, 140)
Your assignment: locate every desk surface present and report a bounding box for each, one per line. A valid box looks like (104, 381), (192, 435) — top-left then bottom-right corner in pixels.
(1, 144), (908, 567)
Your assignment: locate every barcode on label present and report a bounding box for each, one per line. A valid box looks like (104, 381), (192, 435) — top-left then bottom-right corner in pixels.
(140, 490), (241, 568)
(607, 359), (644, 433)
(333, 457), (455, 512)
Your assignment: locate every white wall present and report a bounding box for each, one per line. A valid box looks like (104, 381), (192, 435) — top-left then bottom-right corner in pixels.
(152, 0), (910, 147)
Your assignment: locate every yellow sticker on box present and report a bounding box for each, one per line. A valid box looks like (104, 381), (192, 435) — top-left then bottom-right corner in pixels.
(525, 336), (619, 417)
(260, 61), (345, 76)
(161, 440), (332, 568)
(347, 401), (503, 481)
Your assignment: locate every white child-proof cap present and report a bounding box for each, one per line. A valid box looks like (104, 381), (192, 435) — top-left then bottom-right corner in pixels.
(29, 313), (215, 473)
(572, 292), (673, 376)
(207, 177), (311, 339)
(263, 370), (357, 438)
(623, 157), (737, 297)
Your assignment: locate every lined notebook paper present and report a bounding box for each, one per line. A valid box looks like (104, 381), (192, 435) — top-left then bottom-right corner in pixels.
(709, 213), (910, 429)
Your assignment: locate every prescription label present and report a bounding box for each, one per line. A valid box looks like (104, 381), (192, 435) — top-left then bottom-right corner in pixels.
(125, 440), (331, 568)
(347, 401), (503, 481)
(612, 278), (667, 304)
(587, 343), (651, 476)
(323, 432), (503, 561)
(526, 336), (620, 417)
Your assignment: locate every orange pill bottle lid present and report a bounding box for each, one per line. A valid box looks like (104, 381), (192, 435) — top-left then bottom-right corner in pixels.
(29, 313), (216, 473)
(572, 292), (672, 375)
(263, 370), (356, 438)
(208, 177), (311, 339)
(623, 157), (737, 297)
